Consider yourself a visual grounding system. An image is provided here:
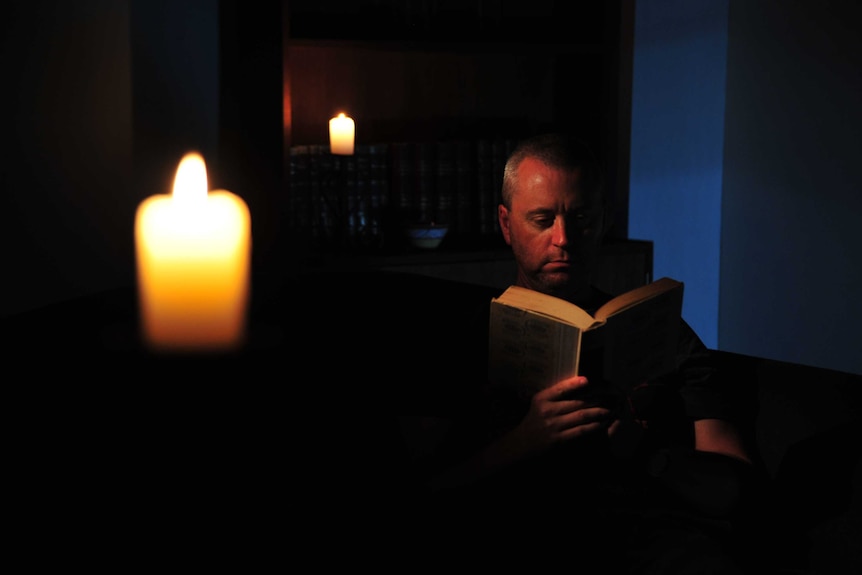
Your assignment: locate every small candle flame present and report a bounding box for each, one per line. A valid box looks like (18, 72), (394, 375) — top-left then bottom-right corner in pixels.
(172, 152), (208, 207)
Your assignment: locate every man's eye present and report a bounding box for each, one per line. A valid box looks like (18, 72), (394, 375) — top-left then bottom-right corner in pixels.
(534, 217), (554, 228)
(571, 212), (593, 226)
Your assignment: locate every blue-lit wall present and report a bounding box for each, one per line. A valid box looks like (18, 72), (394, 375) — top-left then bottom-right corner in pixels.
(630, 0), (862, 375)
(629, 0), (728, 349)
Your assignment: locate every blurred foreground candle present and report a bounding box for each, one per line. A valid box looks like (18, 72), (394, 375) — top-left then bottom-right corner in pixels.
(329, 112), (355, 155)
(135, 152), (251, 352)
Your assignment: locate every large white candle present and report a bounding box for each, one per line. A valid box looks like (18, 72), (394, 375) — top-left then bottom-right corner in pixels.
(135, 152), (251, 352)
(329, 112), (355, 155)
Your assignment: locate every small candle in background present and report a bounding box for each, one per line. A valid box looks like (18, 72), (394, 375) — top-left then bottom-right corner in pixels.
(329, 112), (355, 155)
(135, 152), (251, 352)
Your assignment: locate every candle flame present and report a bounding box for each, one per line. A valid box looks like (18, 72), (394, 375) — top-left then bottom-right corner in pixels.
(172, 152), (208, 207)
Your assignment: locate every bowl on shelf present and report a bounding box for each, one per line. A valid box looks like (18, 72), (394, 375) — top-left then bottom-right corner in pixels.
(404, 223), (449, 250)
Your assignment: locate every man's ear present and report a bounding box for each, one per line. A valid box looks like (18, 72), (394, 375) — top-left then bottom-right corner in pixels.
(499, 204), (512, 245)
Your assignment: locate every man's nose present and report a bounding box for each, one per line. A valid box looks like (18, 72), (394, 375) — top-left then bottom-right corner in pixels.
(552, 217), (569, 247)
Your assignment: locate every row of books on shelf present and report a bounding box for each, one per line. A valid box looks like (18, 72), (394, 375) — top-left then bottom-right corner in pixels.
(286, 137), (520, 251)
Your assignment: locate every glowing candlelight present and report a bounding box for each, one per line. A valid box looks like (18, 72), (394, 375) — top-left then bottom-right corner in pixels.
(134, 152), (251, 352)
(329, 112), (355, 155)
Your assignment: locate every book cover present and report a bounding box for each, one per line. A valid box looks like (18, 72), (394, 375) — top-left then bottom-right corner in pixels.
(487, 277), (684, 398)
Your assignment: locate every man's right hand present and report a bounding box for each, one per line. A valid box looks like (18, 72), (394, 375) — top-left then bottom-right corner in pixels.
(425, 376), (613, 493)
(514, 375), (613, 454)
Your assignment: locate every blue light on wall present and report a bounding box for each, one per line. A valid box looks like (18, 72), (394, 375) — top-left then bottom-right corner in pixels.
(629, 0), (729, 349)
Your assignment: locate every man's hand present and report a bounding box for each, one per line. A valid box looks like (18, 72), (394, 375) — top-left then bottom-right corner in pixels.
(426, 376), (613, 493)
(513, 375), (613, 454)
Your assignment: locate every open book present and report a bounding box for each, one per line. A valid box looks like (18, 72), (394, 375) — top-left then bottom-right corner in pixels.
(487, 277), (684, 397)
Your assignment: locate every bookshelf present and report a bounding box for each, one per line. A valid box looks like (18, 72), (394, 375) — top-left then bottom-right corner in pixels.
(218, 1), (636, 287)
(282, 0), (630, 235)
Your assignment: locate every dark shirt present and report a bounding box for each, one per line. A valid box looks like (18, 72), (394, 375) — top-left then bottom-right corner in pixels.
(433, 285), (736, 463)
(412, 285), (754, 573)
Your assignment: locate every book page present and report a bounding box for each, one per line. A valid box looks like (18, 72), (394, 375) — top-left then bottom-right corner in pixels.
(488, 302), (583, 396)
(600, 283), (684, 389)
(492, 285), (602, 331)
(594, 277), (683, 322)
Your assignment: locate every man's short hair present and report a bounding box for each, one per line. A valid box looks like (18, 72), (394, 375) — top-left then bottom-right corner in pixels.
(501, 133), (605, 208)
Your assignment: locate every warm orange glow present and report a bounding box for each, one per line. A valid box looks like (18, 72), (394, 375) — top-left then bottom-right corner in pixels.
(135, 152), (251, 352)
(329, 112), (355, 155)
(283, 77), (292, 146)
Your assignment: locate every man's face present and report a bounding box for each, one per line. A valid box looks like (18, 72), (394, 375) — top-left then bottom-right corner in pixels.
(499, 157), (605, 301)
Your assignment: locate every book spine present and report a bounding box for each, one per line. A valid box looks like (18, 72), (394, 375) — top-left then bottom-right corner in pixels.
(476, 139), (496, 238)
(352, 143), (372, 245)
(341, 152), (357, 247)
(287, 144), (312, 240)
(316, 145), (340, 246)
(389, 141), (417, 226)
(454, 139), (477, 242)
(415, 141), (436, 224)
(306, 144), (324, 243)
(368, 143), (389, 248)
(435, 140), (456, 229)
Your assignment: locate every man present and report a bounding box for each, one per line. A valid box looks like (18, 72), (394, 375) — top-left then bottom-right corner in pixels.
(416, 133), (765, 573)
(498, 133), (751, 464)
